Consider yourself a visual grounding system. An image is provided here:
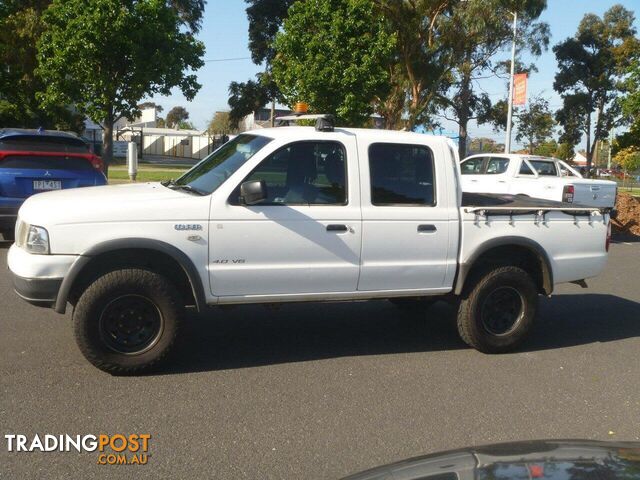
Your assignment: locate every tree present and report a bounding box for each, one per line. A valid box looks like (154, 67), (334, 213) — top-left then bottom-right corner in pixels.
(439, 0), (549, 158)
(553, 5), (640, 172)
(615, 60), (640, 152)
(228, 0), (297, 127)
(228, 74), (275, 127)
(37, 0), (205, 170)
(515, 96), (555, 154)
(555, 142), (575, 162)
(468, 137), (504, 154)
(0, 1), (83, 130)
(207, 111), (236, 136)
(614, 146), (640, 174)
(138, 102), (164, 113)
(272, 0), (395, 125)
(166, 106), (191, 128)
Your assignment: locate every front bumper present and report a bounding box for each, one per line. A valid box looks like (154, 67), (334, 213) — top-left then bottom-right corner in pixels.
(12, 273), (62, 308)
(7, 244), (77, 309)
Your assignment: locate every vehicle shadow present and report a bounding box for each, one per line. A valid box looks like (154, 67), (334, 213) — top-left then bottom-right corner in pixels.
(162, 293), (640, 375)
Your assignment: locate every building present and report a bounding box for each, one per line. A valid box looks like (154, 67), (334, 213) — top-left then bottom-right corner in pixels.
(240, 107), (292, 131)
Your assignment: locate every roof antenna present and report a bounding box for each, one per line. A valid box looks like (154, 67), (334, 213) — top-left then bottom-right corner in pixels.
(37, 127), (45, 134)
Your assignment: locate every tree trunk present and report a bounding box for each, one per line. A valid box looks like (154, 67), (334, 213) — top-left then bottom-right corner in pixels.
(585, 113), (592, 174)
(458, 121), (467, 160)
(102, 110), (114, 176)
(457, 60), (472, 159)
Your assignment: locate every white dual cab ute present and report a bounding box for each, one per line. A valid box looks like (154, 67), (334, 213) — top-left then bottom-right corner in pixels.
(460, 153), (617, 208)
(8, 116), (613, 374)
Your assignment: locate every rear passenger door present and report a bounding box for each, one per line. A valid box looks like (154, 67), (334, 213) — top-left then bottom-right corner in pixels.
(357, 141), (454, 292)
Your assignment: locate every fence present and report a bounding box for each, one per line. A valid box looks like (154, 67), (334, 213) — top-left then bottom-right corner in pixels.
(115, 128), (226, 162)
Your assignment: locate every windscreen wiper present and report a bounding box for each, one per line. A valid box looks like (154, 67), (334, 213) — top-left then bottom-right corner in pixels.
(161, 179), (206, 196)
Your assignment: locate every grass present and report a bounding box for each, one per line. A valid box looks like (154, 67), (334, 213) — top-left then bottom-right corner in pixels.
(108, 165), (187, 184)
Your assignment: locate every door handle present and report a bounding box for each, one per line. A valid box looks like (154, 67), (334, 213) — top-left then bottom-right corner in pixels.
(326, 224), (348, 232)
(417, 224), (437, 233)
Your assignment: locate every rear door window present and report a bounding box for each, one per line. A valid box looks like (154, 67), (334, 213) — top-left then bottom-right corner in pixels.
(368, 143), (435, 206)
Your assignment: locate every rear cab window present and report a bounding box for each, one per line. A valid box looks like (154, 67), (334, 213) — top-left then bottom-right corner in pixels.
(519, 161), (535, 175)
(529, 160), (558, 176)
(485, 157), (509, 174)
(368, 143), (435, 206)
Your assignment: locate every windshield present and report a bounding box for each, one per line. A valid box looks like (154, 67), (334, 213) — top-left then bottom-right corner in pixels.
(173, 134), (272, 194)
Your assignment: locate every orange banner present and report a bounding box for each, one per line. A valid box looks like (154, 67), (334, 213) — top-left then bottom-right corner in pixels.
(513, 73), (528, 106)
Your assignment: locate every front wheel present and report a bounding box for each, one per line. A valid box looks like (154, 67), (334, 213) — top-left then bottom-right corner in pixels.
(456, 266), (538, 353)
(73, 269), (183, 374)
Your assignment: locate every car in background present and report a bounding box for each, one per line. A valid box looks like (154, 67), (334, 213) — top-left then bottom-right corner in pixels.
(341, 439), (640, 480)
(459, 154), (617, 208)
(0, 128), (107, 240)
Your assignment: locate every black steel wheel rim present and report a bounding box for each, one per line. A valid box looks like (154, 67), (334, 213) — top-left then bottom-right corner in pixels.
(99, 295), (164, 354)
(480, 286), (525, 336)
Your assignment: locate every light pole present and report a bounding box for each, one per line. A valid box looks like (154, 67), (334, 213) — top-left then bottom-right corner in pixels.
(504, 11), (517, 153)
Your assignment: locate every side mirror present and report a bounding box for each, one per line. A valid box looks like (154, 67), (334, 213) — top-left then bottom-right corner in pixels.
(240, 180), (267, 205)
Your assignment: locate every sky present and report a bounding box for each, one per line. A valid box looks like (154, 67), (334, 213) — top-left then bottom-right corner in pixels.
(148, 0), (640, 149)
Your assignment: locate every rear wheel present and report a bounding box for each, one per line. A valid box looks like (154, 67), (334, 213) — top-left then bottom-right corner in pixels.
(73, 269), (183, 374)
(456, 266), (538, 353)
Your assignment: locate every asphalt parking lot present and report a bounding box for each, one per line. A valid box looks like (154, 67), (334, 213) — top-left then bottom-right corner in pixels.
(1, 240), (639, 479)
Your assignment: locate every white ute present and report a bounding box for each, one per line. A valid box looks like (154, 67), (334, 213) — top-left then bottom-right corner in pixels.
(8, 116), (613, 373)
(460, 153), (617, 208)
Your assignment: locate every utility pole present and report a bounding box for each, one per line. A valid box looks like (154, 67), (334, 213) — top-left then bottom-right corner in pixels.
(504, 11), (517, 154)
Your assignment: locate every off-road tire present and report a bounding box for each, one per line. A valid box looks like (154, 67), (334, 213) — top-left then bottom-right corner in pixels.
(456, 266), (538, 353)
(73, 269), (183, 375)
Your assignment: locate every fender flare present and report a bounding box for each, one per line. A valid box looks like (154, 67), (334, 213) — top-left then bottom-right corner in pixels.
(454, 236), (554, 296)
(54, 238), (207, 314)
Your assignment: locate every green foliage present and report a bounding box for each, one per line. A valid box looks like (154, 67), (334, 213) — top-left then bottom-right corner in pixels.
(515, 96), (555, 154)
(553, 5), (640, 169)
(272, 0), (395, 125)
(614, 146), (640, 173)
(228, 73), (278, 127)
(37, 0), (205, 165)
(207, 111), (236, 136)
(166, 106), (191, 128)
(246, 0), (296, 64)
(468, 137), (505, 154)
(0, 1), (84, 129)
(554, 142), (575, 161)
(440, 0), (549, 157)
(227, 1), (295, 127)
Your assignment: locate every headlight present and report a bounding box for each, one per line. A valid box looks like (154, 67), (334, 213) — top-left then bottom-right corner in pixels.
(25, 225), (50, 255)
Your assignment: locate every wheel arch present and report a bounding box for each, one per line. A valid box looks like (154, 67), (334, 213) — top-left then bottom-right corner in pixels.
(55, 238), (206, 314)
(454, 237), (554, 296)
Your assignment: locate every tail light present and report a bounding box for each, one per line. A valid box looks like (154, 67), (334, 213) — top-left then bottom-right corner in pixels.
(89, 154), (103, 171)
(562, 184), (574, 203)
(606, 220), (612, 252)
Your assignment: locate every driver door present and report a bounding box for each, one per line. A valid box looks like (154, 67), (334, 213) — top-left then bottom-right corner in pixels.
(208, 137), (362, 299)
